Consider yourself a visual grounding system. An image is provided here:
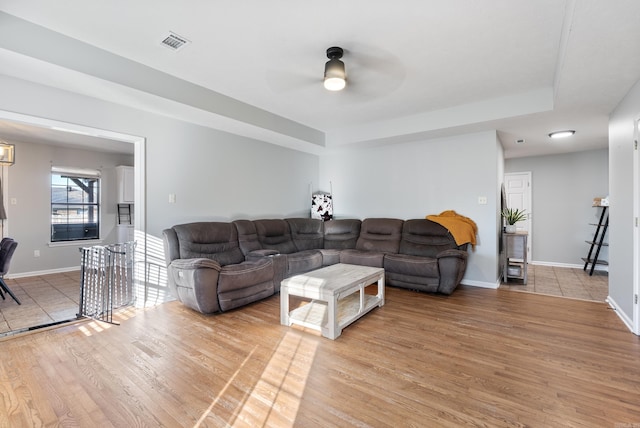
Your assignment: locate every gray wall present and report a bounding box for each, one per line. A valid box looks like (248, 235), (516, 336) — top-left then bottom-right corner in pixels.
(146, 119), (318, 233)
(608, 78), (640, 324)
(319, 130), (502, 287)
(505, 149), (609, 266)
(3, 141), (132, 275)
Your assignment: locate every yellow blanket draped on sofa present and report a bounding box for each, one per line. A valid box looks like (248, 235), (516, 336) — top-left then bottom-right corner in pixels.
(426, 210), (478, 248)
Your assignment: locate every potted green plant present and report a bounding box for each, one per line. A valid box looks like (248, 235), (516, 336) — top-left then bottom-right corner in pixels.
(502, 208), (527, 233)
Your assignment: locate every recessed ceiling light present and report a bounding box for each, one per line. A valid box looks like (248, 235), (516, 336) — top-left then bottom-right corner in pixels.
(548, 130), (575, 139)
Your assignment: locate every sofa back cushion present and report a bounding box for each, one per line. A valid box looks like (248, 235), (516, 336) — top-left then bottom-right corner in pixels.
(399, 219), (458, 257)
(253, 219), (298, 254)
(323, 219), (361, 249)
(286, 218), (324, 251)
(232, 219), (263, 256)
(172, 222), (244, 265)
(355, 218), (403, 253)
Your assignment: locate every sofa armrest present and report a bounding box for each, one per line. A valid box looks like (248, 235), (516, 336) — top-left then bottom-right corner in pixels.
(436, 249), (468, 295)
(167, 258), (222, 314)
(170, 258), (222, 271)
(244, 250), (285, 288)
(436, 249), (467, 260)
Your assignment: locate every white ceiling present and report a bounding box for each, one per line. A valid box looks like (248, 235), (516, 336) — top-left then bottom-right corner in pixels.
(0, 119), (135, 154)
(0, 0), (639, 158)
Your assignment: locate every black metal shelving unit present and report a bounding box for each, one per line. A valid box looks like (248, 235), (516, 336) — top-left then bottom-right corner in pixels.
(582, 205), (608, 276)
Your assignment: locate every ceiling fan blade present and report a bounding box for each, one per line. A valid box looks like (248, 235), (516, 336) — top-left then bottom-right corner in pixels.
(265, 69), (319, 93)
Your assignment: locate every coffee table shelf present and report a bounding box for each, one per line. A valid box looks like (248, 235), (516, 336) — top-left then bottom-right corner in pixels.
(288, 293), (381, 332)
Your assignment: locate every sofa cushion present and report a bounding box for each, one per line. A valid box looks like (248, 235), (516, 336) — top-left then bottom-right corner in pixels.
(399, 219), (458, 258)
(254, 219), (298, 254)
(355, 218), (403, 253)
(285, 249), (323, 276)
(286, 218), (324, 251)
(340, 249), (385, 268)
(319, 248), (341, 266)
(384, 253), (439, 278)
(385, 271), (440, 293)
(323, 219), (361, 250)
(173, 222), (245, 266)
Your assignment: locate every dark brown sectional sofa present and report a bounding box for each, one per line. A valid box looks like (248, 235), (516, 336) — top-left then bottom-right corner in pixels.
(162, 218), (469, 314)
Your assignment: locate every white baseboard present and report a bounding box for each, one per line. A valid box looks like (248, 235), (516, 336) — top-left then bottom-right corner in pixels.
(606, 295), (637, 335)
(7, 266), (80, 279)
(530, 260), (608, 272)
(461, 279), (500, 289)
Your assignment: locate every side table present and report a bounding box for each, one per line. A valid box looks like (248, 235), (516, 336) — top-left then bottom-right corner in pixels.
(503, 232), (528, 284)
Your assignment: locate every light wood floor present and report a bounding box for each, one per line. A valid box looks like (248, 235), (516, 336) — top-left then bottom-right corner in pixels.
(1, 284), (638, 427)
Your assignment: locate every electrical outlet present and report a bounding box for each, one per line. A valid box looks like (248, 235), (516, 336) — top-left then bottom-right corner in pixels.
(478, 196), (488, 205)
(169, 193), (176, 204)
(10, 198), (17, 205)
(34, 250), (40, 257)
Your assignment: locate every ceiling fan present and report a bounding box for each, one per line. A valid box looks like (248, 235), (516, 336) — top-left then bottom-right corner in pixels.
(264, 44), (404, 97)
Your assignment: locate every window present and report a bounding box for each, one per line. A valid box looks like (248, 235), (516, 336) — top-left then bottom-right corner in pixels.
(51, 167), (101, 242)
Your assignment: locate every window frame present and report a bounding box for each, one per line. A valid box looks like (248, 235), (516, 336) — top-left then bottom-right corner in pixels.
(50, 167), (102, 243)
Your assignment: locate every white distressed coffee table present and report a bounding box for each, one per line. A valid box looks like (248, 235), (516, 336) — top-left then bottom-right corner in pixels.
(280, 263), (385, 339)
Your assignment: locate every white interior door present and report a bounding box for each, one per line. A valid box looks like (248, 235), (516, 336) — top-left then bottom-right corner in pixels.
(504, 172), (532, 261)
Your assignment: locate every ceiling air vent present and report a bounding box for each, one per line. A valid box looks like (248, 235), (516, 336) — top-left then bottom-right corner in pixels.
(160, 32), (190, 51)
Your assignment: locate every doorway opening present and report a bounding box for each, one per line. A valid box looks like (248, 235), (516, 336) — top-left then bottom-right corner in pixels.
(0, 110), (147, 336)
(504, 172), (532, 260)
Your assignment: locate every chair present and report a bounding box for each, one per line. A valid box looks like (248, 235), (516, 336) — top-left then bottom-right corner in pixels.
(0, 237), (20, 305)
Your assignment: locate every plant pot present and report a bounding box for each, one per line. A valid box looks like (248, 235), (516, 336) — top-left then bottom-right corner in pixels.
(505, 225), (517, 233)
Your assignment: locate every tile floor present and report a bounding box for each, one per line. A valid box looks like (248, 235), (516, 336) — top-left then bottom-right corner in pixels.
(0, 265), (609, 336)
(500, 264), (609, 302)
(0, 271), (80, 335)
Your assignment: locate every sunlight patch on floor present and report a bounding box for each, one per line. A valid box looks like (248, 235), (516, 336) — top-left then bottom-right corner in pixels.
(196, 331), (318, 427)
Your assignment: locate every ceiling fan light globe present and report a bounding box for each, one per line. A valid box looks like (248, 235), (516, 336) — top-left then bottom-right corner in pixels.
(324, 58), (346, 91)
(324, 77), (346, 91)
